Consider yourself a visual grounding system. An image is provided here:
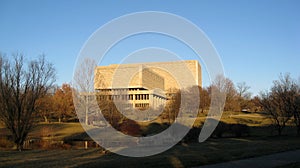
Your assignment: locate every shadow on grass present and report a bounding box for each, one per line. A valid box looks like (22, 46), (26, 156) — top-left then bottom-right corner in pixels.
(2, 118), (300, 168)
(72, 135), (300, 168)
(1, 126), (300, 168)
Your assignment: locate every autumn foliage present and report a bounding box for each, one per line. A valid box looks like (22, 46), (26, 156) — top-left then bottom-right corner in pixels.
(36, 84), (76, 123)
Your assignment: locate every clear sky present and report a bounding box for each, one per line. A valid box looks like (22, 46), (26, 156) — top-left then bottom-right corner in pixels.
(0, 0), (299, 96)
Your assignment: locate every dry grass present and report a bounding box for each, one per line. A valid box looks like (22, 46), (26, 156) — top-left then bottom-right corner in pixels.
(1, 112), (300, 167)
(277, 162), (300, 168)
(0, 136), (300, 168)
(28, 123), (85, 140)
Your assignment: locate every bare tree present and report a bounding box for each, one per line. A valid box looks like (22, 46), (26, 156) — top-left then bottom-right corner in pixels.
(180, 86), (200, 117)
(249, 96), (262, 112)
(200, 87), (210, 113)
(0, 54), (56, 150)
(164, 88), (180, 124)
(236, 82), (252, 111)
(73, 57), (98, 125)
(295, 92), (300, 135)
(296, 77), (300, 135)
(260, 91), (288, 136)
(212, 75), (238, 112)
(260, 73), (298, 135)
(237, 82), (251, 99)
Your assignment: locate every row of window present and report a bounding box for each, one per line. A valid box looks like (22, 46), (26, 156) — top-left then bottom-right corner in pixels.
(135, 103), (149, 108)
(97, 94), (150, 100)
(97, 88), (146, 93)
(134, 94), (149, 100)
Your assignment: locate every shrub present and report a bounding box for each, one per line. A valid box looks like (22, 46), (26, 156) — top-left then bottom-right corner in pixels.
(213, 121), (230, 138)
(183, 126), (201, 142)
(0, 137), (14, 149)
(61, 143), (72, 150)
(119, 119), (141, 136)
(142, 122), (169, 136)
(211, 120), (250, 138)
(34, 140), (70, 150)
(230, 124), (250, 137)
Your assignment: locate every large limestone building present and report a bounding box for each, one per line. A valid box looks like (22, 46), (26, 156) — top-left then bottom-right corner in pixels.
(94, 60), (201, 109)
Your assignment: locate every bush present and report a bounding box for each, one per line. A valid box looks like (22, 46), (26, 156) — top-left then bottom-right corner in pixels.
(33, 140), (71, 150)
(183, 126), (201, 142)
(142, 122), (169, 136)
(0, 137), (14, 149)
(211, 120), (250, 138)
(213, 121), (230, 138)
(118, 119), (141, 136)
(230, 124), (249, 137)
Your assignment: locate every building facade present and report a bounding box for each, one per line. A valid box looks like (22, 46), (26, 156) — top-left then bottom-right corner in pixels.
(94, 60), (201, 110)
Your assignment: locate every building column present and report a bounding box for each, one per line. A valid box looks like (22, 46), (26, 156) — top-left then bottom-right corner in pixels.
(149, 94), (153, 109)
(132, 94), (136, 108)
(158, 98), (160, 108)
(155, 96), (158, 109)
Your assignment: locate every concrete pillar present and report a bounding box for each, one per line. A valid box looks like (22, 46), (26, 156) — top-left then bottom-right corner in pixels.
(155, 96), (158, 109)
(159, 97), (162, 108)
(149, 94), (153, 108)
(85, 141), (88, 149)
(132, 94), (136, 108)
(159, 97), (161, 107)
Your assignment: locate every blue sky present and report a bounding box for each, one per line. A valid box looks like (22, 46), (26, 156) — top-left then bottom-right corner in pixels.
(0, 0), (299, 96)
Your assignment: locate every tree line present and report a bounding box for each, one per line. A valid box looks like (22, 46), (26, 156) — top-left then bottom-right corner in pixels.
(198, 75), (258, 113)
(197, 74), (300, 136)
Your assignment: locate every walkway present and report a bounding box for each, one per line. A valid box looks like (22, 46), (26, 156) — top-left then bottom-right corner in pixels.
(195, 149), (300, 168)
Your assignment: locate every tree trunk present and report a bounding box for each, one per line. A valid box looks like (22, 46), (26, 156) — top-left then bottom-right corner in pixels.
(16, 141), (24, 151)
(17, 144), (22, 151)
(44, 116), (48, 123)
(277, 127), (282, 136)
(85, 95), (89, 125)
(169, 110), (171, 125)
(85, 111), (88, 125)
